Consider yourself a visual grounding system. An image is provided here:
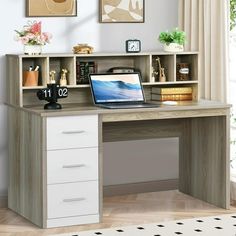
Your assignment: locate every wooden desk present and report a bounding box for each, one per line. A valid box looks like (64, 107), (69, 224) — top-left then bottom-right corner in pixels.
(7, 100), (231, 228)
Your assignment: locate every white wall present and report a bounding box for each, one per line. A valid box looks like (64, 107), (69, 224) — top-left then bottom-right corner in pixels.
(0, 0), (178, 196)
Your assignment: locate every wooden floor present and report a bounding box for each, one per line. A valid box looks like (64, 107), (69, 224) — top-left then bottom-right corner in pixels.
(1, 190), (236, 236)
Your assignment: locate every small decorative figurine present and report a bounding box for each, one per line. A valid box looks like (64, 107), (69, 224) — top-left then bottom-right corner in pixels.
(49, 70), (56, 84)
(152, 66), (158, 82)
(159, 68), (166, 82)
(73, 44), (94, 54)
(60, 69), (68, 86)
(156, 57), (166, 82)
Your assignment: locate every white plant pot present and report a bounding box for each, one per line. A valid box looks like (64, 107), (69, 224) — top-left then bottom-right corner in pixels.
(24, 45), (42, 55)
(163, 43), (184, 52)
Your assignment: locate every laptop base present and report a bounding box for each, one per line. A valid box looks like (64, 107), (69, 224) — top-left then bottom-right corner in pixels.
(97, 103), (159, 109)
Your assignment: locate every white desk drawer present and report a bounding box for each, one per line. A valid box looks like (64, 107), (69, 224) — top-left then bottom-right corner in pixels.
(47, 115), (98, 150)
(47, 181), (99, 219)
(47, 148), (98, 184)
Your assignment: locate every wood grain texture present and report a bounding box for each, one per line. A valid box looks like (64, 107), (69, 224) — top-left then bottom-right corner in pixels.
(179, 115), (230, 209)
(176, 54), (198, 81)
(6, 52), (200, 107)
(103, 116), (230, 209)
(22, 57), (48, 86)
(23, 87), (94, 106)
(178, 54), (198, 99)
(8, 107), (45, 227)
(104, 179), (178, 197)
(152, 55), (175, 82)
(6, 52), (232, 229)
(133, 55), (151, 82)
(103, 119), (183, 142)
(6, 55), (21, 106)
(18, 100), (231, 118)
(49, 57), (75, 85)
(76, 56), (135, 73)
(6, 52), (199, 58)
(102, 108), (229, 123)
(22, 86), (152, 107)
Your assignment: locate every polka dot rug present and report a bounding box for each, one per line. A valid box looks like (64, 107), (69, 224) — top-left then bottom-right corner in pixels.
(51, 214), (236, 236)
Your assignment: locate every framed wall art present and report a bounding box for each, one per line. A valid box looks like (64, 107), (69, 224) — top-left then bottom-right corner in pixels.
(99, 0), (145, 23)
(26, 0), (77, 17)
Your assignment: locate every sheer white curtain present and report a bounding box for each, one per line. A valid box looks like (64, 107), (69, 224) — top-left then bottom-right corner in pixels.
(178, 0), (229, 102)
(179, 0), (236, 200)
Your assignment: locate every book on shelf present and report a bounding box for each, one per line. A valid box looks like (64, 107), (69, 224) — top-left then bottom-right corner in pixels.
(151, 93), (193, 101)
(76, 61), (97, 84)
(152, 87), (192, 95)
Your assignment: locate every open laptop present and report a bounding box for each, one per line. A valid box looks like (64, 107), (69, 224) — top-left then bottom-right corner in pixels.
(89, 72), (159, 109)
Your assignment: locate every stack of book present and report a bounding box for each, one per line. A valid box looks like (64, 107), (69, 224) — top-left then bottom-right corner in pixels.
(76, 61), (97, 84)
(151, 87), (193, 101)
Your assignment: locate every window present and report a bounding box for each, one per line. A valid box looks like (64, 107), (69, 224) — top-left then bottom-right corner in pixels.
(230, 0), (236, 174)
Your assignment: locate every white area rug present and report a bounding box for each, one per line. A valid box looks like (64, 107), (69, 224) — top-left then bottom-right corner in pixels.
(52, 214), (236, 236)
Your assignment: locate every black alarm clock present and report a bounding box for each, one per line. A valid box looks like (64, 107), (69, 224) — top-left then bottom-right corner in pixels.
(126, 39), (141, 53)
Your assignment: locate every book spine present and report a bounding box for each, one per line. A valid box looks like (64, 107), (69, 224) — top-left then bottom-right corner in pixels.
(84, 62), (90, 83)
(77, 61), (97, 84)
(152, 87), (193, 95)
(80, 62), (86, 83)
(152, 93), (192, 101)
(76, 61), (80, 84)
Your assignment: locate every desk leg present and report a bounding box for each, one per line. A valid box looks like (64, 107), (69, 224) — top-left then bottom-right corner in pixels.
(179, 116), (230, 209)
(98, 116), (103, 222)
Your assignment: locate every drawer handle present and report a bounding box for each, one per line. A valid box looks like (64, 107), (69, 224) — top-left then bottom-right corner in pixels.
(63, 197), (86, 203)
(62, 164), (86, 169)
(62, 130), (85, 134)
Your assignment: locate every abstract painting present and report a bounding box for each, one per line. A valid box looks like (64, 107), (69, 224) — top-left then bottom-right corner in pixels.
(100, 0), (144, 23)
(26, 0), (77, 17)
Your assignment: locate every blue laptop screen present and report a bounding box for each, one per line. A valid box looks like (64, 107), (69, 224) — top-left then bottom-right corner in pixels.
(89, 73), (145, 103)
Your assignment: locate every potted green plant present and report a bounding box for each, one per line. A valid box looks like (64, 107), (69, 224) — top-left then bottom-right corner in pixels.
(158, 28), (186, 52)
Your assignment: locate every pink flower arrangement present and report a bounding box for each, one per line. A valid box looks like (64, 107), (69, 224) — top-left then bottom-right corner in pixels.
(15, 21), (52, 46)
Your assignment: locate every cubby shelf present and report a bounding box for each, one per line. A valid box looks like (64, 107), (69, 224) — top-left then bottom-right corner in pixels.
(67, 84), (90, 88)
(22, 81), (199, 90)
(6, 52), (199, 107)
(22, 86), (46, 90)
(142, 81), (198, 86)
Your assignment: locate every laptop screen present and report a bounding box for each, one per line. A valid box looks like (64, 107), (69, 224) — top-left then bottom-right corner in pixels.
(89, 73), (145, 104)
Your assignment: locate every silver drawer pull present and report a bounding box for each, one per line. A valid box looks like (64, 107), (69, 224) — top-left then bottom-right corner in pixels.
(62, 164), (85, 169)
(63, 197), (86, 203)
(62, 130), (85, 134)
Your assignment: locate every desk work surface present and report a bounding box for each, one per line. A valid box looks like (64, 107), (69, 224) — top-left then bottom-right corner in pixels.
(22, 100), (231, 116)
(20, 100), (231, 121)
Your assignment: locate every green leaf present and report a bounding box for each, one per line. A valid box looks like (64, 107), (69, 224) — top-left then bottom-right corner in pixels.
(230, 0), (236, 31)
(158, 28), (186, 45)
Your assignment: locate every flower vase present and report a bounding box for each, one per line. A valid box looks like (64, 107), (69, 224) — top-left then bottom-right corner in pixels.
(24, 45), (42, 55)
